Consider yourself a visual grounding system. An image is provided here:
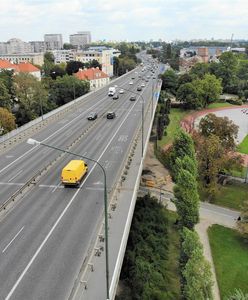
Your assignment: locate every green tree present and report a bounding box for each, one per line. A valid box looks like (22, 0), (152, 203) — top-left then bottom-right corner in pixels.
(49, 75), (90, 106)
(0, 69), (15, 101)
(237, 60), (248, 81)
(171, 130), (196, 163)
(176, 82), (203, 109)
(160, 69), (178, 95)
(0, 107), (16, 134)
(174, 155), (198, 181)
(173, 169), (200, 229)
(183, 248), (213, 300)
(43, 51), (55, 77)
(50, 65), (66, 79)
(199, 113), (238, 150)
(197, 134), (224, 198)
(0, 80), (12, 109)
(217, 52), (238, 92)
(66, 61), (85, 75)
(194, 74), (222, 107)
(88, 59), (102, 70)
(190, 62), (209, 79)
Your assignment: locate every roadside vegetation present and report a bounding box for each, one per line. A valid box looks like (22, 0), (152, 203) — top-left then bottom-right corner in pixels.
(237, 134), (248, 154)
(208, 225), (248, 299)
(117, 195), (181, 300)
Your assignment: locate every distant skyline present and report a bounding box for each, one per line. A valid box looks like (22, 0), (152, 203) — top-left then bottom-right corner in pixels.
(0, 0), (247, 42)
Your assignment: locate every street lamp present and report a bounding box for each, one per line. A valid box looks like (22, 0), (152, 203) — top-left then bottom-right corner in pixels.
(26, 138), (110, 300)
(118, 86), (144, 158)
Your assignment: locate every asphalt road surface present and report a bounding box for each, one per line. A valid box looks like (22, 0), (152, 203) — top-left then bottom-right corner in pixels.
(0, 60), (161, 300)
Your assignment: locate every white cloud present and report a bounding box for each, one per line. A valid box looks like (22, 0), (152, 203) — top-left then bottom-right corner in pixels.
(0, 0), (247, 41)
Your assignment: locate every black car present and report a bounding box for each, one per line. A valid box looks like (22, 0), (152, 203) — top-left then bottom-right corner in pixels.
(113, 93), (119, 100)
(130, 95), (136, 101)
(106, 112), (116, 119)
(87, 112), (98, 120)
(137, 86), (142, 91)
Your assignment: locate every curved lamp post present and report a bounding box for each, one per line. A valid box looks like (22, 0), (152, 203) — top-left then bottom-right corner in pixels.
(26, 138), (110, 300)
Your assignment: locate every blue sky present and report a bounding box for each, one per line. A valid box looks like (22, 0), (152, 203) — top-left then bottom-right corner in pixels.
(0, 0), (247, 42)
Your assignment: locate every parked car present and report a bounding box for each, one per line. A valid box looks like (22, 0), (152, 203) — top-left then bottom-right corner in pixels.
(106, 112), (116, 119)
(113, 93), (119, 100)
(87, 112), (98, 120)
(130, 95), (136, 101)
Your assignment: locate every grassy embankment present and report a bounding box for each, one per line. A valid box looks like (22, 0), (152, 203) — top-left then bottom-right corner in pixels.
(237, 134), (248, 155)
(208, 225), (248, 299)
(157, 108), (190, 147)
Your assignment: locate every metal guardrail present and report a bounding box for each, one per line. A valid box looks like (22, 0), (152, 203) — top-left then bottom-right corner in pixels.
(0, 67), (138, 144)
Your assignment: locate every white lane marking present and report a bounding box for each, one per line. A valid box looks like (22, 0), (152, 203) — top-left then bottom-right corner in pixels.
(0, 182), (24, 186)
(2, 226), (24, 253)
(0, 95), (108, 175)
(8, 170), (23, 182)
(5, 86), (140, 300)
(51, 182), (61, 193)
(39, 184), (63, 189)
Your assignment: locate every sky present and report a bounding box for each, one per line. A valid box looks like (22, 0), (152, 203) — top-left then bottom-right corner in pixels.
(0, 0), (247, 43)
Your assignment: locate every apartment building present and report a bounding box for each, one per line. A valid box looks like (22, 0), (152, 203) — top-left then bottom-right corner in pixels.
(29, 41), (45, 53)
(0, 38), (34, 55)
(52, 50), (76, 64)
(69, 31), (91, 49)
(0, 53), (44, 66)
(44, 34), (63, 50)
(74, 67), (109, 90)
(76, 48), (113, 77)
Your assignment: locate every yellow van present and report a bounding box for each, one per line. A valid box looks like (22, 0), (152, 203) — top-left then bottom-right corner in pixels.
(61, 160), (88, 186)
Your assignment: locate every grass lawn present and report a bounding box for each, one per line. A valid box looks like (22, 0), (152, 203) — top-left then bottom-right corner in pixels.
(199, 181), (248, 211)
(237, 134), (248, 154)
(207, 102), (234, 109)
(164, 210), (182, 299)
(214, 182), (248, 210)
(208, 225), (248, 299)
(157, 108), (190, 147)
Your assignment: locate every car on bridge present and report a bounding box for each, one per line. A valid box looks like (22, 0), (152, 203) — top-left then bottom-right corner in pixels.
(137, 86), (142, 91)
(130, 95), (136, 101)
(113, 93), (119, 100)
(107, 112), (116, 119)
(87, 112), (98, 120)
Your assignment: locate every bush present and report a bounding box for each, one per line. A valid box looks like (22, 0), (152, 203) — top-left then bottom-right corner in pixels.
(226, 98), (243, 105)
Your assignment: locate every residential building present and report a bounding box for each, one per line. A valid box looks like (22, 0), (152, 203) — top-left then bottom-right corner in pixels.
(0, 38), (34, 55)
(44, 34), (63, 50)
(0, 59), (41, 80)
(76, 49), (113, 77)
(0, 53), (44, 66)
(69, 31), (91, 49)
(74, 67), (109, 90)
(52, 50), (76, 64)
(0, 42), (7, 55)
(29, 41), (45, 53)
(17, 62), (41, 80)
(0, 59), (18, 72)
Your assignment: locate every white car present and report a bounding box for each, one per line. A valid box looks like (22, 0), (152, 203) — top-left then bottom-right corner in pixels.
(141, 82), (145, 87)
(129, 81), (133, 85)
(119, 89), (124, 94)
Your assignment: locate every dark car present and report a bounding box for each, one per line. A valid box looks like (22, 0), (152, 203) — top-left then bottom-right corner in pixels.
(106, 112), (116, 119)
(113, 93), (119, 100)
(137, 86), (142, 91)
(130, 95), (136, 101)
(87, 112), (98, 120)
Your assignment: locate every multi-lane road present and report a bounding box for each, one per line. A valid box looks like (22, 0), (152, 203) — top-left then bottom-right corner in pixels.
(0, 61), (160, 299)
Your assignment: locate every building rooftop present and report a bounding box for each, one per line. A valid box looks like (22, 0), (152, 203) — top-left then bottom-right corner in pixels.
(74, 68), (109, 80)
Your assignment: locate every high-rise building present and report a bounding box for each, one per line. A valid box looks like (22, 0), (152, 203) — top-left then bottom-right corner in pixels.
(0, 38), (34, 55)
(29, 41), (45, 53)
(69, 31), (91, 49)
(44, 34), (63, 50)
